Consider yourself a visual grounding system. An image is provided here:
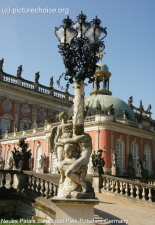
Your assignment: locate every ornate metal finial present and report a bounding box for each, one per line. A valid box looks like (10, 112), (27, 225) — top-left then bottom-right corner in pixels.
(77, 11), (87, 23)
(99, 51), (106, 62)
(91, 16), (101, 26)
(62, 16), (73, 27)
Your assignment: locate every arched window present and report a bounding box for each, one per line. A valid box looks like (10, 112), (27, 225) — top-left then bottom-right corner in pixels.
(144, 146), (150, 175)
(131, 144), (137, 173)
(51, 153), (58, 174)
(20, 118), (31, 131)
(35, 145), (42, 172)
(0, 114), (13, 134)
(116, 141), (123, 175)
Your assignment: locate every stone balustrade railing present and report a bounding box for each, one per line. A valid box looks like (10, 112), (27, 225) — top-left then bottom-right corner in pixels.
(0, 169), (18, 190)
(100, 175), (155, 202)
(24, 171), (58, 198)
(0, 72), (74, 101)
(0, 170), (59, 198)
(115, 175), (155, 185)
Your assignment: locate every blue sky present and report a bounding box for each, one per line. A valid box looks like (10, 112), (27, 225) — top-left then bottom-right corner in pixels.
(0, 0), (155, 118)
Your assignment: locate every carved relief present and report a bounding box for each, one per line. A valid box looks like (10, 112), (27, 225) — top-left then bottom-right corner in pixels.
(2, 99), (12, 112)
(21, 103), (30, 116)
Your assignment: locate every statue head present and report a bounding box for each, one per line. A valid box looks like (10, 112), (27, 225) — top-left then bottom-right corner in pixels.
(59, 111), (68, 123)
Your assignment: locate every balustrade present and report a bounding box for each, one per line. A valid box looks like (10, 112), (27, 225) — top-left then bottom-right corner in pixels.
(101, 175), (155, 202)
(0, 170), (59, 199)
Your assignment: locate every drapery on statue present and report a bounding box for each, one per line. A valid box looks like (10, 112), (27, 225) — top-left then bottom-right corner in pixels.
(12, 138), (32, 170)
(50, 113), (94, 199)
(17, 65), (23, 78)
(91, 150), (105, 175)
(0, 58), (4, 71)
(9, 157), (13, 169)
(112, 150), (117, 167)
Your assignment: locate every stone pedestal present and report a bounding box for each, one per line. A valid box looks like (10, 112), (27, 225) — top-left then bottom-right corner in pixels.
(51, 198), (99, 225)
(111, 166), (118, 175)
(92, 175), (103, 193)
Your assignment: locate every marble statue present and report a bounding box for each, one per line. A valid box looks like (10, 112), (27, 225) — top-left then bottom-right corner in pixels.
(137, 157), (143, 176)
(9, 157), (13, 169)
(17, 65), (23, 78)
(35, 72), (40, 83)
(50, 76), (54, 88)
(51, 121), (94, 199)
(39, 154), (47, 168)
(128, 96), (133, 106)
(91, 149), (105, 175)
(147, 104), (152, 112)
(65, 82), (69, 93)
(108, 104), (114, 116)
(0, 58), (4, 71)
(112, 150), (117, 167)
(12, 138), (31, 170)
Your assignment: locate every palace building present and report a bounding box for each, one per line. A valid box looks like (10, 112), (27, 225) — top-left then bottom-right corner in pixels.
(0, 57), (155, 176)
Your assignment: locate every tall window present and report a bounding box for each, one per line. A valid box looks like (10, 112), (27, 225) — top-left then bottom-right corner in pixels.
(131, 144), (137, 173)
(144, 146), (150, 174)
(0, 114), (13, 134)
(116, 141), (123, 175)
(20, 118), (31, 131)
(35, 146), (42, 172)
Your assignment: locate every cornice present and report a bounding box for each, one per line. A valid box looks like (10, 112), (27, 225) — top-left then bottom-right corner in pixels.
(84, 120), (155, 140)
(0, 81), (73, 107)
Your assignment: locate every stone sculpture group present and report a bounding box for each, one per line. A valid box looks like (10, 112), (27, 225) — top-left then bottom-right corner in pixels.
(50, 112), (94, 199)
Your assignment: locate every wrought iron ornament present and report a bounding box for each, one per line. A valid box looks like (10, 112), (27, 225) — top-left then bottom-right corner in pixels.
(55, 11), (107, 84)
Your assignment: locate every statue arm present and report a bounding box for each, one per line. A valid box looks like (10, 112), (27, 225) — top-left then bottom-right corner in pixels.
(59, 135), (85, 144)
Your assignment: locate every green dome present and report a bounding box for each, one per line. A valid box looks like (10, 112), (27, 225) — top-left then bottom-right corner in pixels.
(85, 94), (135, 121)
(97, 62), (109, 71)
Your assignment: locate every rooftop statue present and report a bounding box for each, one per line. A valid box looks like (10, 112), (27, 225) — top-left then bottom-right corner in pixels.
(65, 82), (69, 93)
(49, 76), (54, 88)
(108, 104), (114, 116)
(139, 100), (144, 111)
(35, 71), (40, 83)
(147, 104), (152, 112)
(0, 58), (4, 71)
(17, 65), (23, 78)
(128, 96), (133, 106)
